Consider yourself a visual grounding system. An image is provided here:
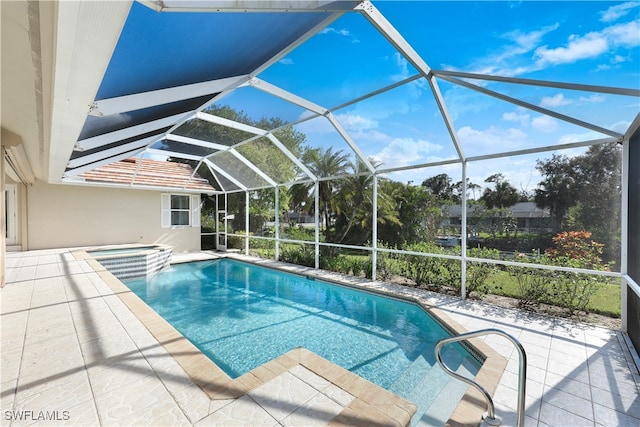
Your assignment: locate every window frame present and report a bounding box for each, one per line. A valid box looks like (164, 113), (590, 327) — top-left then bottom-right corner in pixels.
(161, 193), (201, 228)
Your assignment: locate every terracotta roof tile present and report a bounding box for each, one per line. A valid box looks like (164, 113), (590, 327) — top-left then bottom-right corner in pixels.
(82, 158), (215, 192)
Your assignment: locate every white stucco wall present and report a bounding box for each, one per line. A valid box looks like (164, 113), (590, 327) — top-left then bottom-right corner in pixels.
(27, 180), (201, 252)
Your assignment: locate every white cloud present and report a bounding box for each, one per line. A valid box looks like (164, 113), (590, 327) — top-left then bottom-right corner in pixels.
(603, 20), (640, 47)
(318, 27), (359, 43)
(600, 2), (639, 23)
(335, 113), (378, 132)
(558, 130), (603, 144)
(457, 125), (528, 149)
(371, 137), (444, 169)
(502, 23), (560, 51)
(391, 52), (410, 81)
(319, 27), (350, 37)
(535, 32), (608, 66)
(463, 24), (559, 76)
(540, 93), (573, 108)
(534, 20), (640, 67)
(295, 113), (334, 134)
(278, 57), (294, 65)
(611, 120), (632, 133)
(502, 111), (530, 126)
(578, 94), (605, 103)
(531, 115), (559, 133)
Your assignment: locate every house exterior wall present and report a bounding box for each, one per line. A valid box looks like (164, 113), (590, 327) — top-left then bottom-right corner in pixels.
(27, 180), (200, 252)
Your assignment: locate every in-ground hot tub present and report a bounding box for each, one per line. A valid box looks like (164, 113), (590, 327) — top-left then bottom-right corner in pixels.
(86, 244), (172, 280)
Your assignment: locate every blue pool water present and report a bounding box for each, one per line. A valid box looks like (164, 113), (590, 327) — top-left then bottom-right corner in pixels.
(125, 259), (482, 425)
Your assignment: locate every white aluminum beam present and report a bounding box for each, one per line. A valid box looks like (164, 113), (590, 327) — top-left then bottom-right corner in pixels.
(142, 1), (359, 12)
(76, 112), (192, 151)
(428, 75), (466, 161)
(432, 70), (640, 97)
(355, 1), (431, 76)
(266, 134), (316, 181)
(196, 112), (316, 182)
(355, 1), (465, 162)
(165, 133), (229, 152)
(229, 149), (278, 187)
(145, 148), (202, 162)
(249, 78), (328, 115)
(326, 112), (376, 173)
(61, 177), (216, 194)
(197, 112), (268, 136)
(205, 162), (229, 193)
(466, 137), (619, 162)
(439, 74), (624, 139)
(204, 158), (247, 190)
(67, 135), (159, 169)
(63, 147), (146, 178)
(89, 75), (251, 117)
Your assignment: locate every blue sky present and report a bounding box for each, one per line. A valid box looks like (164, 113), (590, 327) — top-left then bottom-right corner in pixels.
(113, 1), (639, 193)
(225, 0), (639, 192)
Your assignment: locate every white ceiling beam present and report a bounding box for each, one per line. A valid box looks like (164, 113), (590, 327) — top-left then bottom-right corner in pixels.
(61, 177), (218, 194)
(432, 70), (640, 97)
(196, 112), (269, 135)
(266, 134), (317, 181)
(63, 147), (146, 178)
(204, 158), (247, 191)
(439, 74), (624, 139)
(248, 78), (328, 115)
(67, 135), (158, 168)
(76, 112), (191, 151)
(356, 1), (431, 77)
(145, 148), (202, 162)
(466, 137), (619, 163)
(203, 162), (227, 192)
(143, 1), (359, 13)
(428, 75), (466, 161)
(165, 133), (229, 152)
(325, 112), (376, 173)
(229, 150), (278, 187)
(89, 75), (251, 116)
(48, 1), (133, 182)
(355, 1), (466, 162)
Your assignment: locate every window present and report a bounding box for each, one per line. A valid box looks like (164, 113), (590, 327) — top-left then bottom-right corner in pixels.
(161, 194), (200, 228)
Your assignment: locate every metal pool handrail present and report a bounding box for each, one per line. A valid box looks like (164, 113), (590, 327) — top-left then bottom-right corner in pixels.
(435, 328), (527, 427)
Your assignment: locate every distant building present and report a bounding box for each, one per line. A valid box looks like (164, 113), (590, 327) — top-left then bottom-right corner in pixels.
(443, 202), (552, 234)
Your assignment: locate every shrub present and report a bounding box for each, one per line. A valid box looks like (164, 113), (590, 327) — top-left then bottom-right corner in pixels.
(465, 247), (500, 297)
(507, 259), (553, 310)
(280, 244), (315, 267)
(545, 231), (611, 315)
(398, 242), (449, 289)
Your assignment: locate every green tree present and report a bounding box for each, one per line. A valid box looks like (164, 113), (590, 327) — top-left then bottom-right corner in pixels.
(290, 147), (350, 240)
(480, 173), (519, 209)
(534, 154), (577, 231)
(377, 180), (442, 248)
(422, 173), (460, 202)
(534, 142), (621, 264)
(332, 159), (399, 245)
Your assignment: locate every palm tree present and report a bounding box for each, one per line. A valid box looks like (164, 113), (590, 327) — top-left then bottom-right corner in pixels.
(292, 147), (350, 238)
(481, 173), (519, 209)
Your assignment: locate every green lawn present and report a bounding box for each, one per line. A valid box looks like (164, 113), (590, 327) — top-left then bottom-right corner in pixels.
(488, 270), (620, 317)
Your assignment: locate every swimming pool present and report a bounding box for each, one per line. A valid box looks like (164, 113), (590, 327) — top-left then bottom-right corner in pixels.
(125, 258), (482, 425)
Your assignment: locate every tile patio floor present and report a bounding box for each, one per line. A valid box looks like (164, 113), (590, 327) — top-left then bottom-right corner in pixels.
(1, 248), (639, 426)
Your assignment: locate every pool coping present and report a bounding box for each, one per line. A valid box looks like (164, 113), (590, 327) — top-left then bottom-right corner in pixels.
(74, 248), (506, 426)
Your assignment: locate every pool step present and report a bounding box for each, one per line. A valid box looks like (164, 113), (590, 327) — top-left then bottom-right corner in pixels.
(389, 353), (480, 427)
